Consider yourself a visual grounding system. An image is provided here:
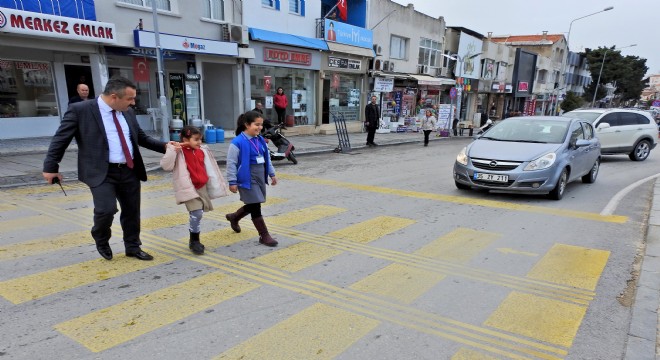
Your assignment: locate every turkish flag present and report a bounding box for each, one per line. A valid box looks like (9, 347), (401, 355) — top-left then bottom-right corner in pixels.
(337, 0), (347, 21)
(264, 76), (272, 92)
(132, 57), (150, 83)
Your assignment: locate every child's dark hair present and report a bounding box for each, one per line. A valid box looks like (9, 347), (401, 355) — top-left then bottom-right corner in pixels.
(181, 125), (202, 140)
(235, 111), (263, 136)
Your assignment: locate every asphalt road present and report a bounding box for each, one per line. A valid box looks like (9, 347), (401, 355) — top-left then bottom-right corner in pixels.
(0, 139), (657, 359)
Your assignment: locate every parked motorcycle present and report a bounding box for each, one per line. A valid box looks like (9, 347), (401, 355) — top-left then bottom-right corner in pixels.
(262, 120), (298, 165)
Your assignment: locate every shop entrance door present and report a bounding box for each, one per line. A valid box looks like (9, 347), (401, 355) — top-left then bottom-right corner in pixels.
(322, 78), (330, 124)
(64, 65), (94, 102)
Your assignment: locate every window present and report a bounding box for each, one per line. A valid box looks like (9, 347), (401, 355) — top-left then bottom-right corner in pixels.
(570, 121), (585, 143)
(537, 69), (547, 84)
(496, 62), (507, 80)
(599, 113), (620, 127)
(262, 0), (279, 9)
(118, 0), (171, 11)
(289, 0), (305, 15)
(581, 122), (594, 140)
(390, 35), (408, 60)
(0, 59), (58, 118)
(482, 58), (495, 79)
(203, 0), (224, 20)
(417, 38), (441, 68)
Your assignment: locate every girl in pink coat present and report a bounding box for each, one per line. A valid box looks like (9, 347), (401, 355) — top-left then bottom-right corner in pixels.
(161, 126), (228, 254)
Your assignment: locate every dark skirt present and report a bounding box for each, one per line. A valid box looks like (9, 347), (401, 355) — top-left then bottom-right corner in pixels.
(238, 164), (267, 204)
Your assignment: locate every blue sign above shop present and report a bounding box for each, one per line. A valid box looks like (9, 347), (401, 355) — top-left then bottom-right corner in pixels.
(324, 19), (372, 49)
(0, 0), (97, 21)
(105, 46), (195, 61)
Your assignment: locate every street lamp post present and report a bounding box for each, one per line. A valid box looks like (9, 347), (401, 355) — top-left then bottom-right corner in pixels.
(554, 6), (613, 115)
(591, 44), (636, 108)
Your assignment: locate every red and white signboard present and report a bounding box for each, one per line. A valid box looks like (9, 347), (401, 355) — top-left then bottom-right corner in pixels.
(518, 81), (529, 92)
(263, 47), (312, 66)
(0, 8), (117, 44)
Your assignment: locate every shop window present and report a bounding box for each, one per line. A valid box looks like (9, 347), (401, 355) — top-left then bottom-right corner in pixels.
(390, 35), (408, 60)
(249, 65), (315, 125)
(262, 0), (280, 10)
(203, 0), (224, 20)
(108, 67), (151, 115)
(289, 0), (304, 15)
(118, 0), (172, 11)
(0, 59), (58, 118)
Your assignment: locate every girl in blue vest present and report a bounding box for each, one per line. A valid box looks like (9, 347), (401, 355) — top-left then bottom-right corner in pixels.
(225, 111), (279, 246)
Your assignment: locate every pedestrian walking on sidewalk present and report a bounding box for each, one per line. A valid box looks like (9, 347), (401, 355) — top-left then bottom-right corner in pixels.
(420, 109), (437, 146)
(42, 76), (174, 261)
(160, 126), (229, 255)
(225, 111), (279, 247)
(365, 95), (380, 146)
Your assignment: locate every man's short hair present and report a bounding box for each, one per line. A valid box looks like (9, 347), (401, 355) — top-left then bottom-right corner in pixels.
(103, 76), (136, 97)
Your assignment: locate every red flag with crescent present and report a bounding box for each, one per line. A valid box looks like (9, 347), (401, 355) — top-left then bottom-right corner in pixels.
(337, 0), (347, 21)
(133, 57), (150, 83)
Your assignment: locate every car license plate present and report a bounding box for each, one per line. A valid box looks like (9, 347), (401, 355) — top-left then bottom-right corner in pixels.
(474, 172), (508, 183)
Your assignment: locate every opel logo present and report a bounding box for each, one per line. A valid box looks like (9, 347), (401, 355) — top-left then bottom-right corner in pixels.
(489, 161), (498, 167)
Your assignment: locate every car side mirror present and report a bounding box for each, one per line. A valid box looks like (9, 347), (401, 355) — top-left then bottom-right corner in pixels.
(574, 139), (590, 148)
(597, 122), (610, 130)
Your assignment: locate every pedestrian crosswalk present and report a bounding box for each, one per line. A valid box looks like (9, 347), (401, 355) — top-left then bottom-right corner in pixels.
(0, 176), (615, 359)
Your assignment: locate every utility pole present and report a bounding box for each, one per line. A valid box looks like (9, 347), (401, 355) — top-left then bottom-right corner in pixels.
(151, 1), (170, 142)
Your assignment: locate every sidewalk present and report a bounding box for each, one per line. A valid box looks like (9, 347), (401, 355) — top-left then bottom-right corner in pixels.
(0, 130), (468, 188)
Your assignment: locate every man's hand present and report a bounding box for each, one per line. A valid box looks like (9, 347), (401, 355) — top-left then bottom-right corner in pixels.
(43, 172), (62, 184)
(229, 185), (238, 193)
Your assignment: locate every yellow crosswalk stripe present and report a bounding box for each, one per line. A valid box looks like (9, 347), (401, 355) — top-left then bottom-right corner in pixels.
(215, 303), (380, 360)
(0, 254), (174, 304)
(55, 272), (259, 353)
(0, 203), (18, 211)
(451, 348), (501, 360)
(254, 214), (413, 272)
(351, 228), (498, 304)
(268, 205), (347, 227)
(0, 231), (90, 261)
(527, 243), (610, 291)
(484, 291), (587, 348)
(328, 216), (416, 243)
(0, 214), (57, 233)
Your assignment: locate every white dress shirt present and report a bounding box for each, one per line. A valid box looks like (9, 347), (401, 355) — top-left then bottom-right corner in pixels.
(97, 97), (134, 163)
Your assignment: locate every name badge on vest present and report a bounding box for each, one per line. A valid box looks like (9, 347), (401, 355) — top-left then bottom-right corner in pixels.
(256, 156), (265, 164)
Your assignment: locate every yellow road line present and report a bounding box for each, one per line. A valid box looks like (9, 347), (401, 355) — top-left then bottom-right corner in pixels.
(0, 231), (91, 261)
(268, 205), (347, 227)
(0, 254), (173, 304)
(527, 243), (610, 291)
(0, 203), (18, 211)
(0, 215), (57, 233)
(452, 347), (502, 360)
(55, 272), (259, 353)
(484, 292), (587, 348)
(215, 303), (380, 360)
(416, 227), (501, 262)
(278, 173), (628, 223)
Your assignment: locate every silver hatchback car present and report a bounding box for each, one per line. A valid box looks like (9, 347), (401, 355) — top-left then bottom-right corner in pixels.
(453, 116), (601, 200)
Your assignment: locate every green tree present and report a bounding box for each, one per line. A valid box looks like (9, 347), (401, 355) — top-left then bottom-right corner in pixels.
(560, 91), (584, 112)
(583, 47), (648, 107)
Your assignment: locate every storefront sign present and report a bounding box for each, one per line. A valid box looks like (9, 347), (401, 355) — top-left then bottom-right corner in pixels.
(373, 77), (394, 92)
(0, 8), (117, 44)
(323, 19), (373, 49)
(263, 48), (311, 66)
(518, 81), (529, 92)
(105, 46), (194, 61)
(328, 56), (361, 70)
(134, 30), (238, 56)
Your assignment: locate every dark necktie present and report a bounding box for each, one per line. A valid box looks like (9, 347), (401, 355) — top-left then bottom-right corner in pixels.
(111, 110), (134, 169)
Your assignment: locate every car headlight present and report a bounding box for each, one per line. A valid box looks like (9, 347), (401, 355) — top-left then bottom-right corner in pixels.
(524, 152), (556, 171)
(456, 147), (468, 165)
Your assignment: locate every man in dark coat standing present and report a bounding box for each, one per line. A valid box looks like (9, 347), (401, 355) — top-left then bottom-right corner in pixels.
(43, 76), (174, 261)
(364, 95), (380, 146)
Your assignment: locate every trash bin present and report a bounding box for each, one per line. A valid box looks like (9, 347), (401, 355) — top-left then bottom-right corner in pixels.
(285, 115), (295, 127)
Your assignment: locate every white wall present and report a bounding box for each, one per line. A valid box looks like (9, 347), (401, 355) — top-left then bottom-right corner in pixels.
(242, 1), (321, 38)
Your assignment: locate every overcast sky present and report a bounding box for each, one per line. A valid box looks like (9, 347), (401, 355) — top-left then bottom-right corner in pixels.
(391, 0), (657, 77)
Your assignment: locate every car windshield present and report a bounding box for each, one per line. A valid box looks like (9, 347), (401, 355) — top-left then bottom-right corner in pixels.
(481, 119), (568, 144)
(563, 111), (601, 123)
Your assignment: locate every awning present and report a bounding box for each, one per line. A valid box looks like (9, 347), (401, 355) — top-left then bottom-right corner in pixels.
(371, 71), (411, 80)
(327, 42), (375, 58)
(249, 28), (328, 51)
(409, 74), (455, 86)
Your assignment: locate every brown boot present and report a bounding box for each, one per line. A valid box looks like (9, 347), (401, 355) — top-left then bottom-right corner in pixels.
(225, 206), (249, 233)
(252, 216), (278, 247)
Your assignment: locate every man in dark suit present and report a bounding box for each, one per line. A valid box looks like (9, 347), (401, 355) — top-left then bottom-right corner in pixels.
(43, 76), (173, 261)
(252, 102), (264, 115)
(364, 95), (380, 146)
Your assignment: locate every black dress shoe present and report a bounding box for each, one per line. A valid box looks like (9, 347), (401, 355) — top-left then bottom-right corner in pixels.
(125, 249), (154, 261)
(97, 246), (113, 260)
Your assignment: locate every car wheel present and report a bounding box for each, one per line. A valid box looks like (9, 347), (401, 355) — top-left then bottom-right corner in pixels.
(629, 140), (651, 161)
(548, 168), (568, 200)
(582, 158), (599, 183)
(455, 181), (471, 190)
